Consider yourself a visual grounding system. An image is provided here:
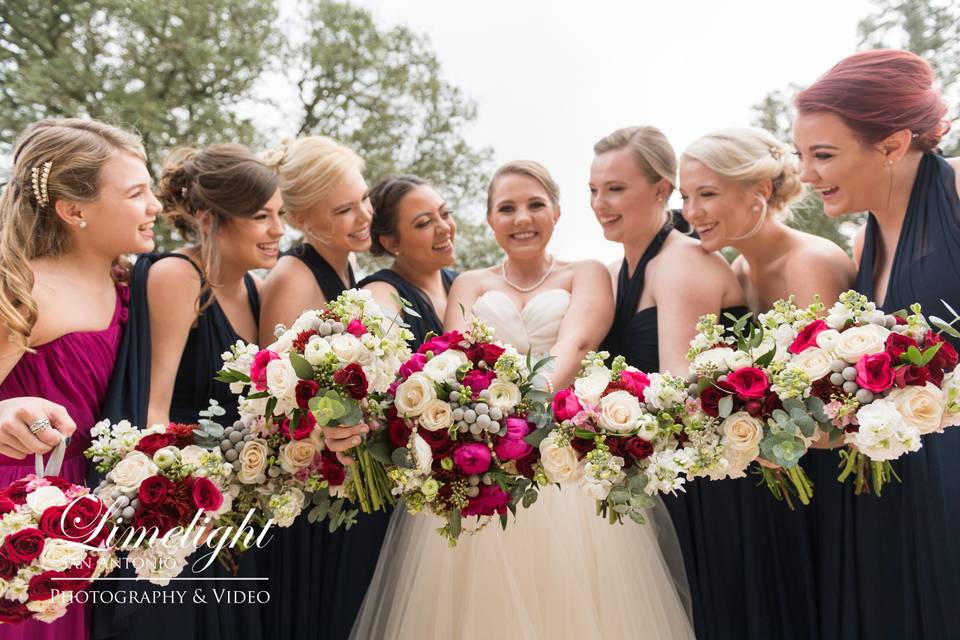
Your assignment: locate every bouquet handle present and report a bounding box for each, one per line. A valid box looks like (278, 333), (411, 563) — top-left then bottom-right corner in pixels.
(35, 434), (67, 477)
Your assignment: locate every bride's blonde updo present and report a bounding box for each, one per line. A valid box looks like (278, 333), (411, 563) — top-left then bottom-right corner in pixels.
(682, 127), (804, 217)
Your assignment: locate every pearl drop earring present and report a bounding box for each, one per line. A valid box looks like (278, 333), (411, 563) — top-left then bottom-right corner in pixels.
(78, 220), (87, 229)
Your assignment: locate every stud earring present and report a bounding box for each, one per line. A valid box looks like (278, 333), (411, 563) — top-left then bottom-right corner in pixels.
(78, 220), (87, 229)
(885, 159), (893, 167)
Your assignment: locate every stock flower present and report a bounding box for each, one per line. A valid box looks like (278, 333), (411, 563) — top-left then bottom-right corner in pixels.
(726, 367), (770, 400)
(453, 443), (491, 474)
(855, 352), (896, 393)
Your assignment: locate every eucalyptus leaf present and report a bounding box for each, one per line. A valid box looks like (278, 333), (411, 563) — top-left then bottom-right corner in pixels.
(522, 490), (538, 508)
(524, 426), (553, 447)
(930, 316), (960, 339)
(940, 298), (959, 319)
(718, 395), (734, 418)
(805, 396), (829, 424)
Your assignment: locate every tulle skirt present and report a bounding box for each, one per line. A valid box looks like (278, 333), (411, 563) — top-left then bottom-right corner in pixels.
(351, 484), (695, 640)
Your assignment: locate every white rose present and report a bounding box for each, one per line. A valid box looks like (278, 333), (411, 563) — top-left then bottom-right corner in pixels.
(329, 333), (364, 363)
(835, 324), (890, 363)
(394, 372), (437, 417)
(237, 440), (270, 484)
(597, 391), (643, 433)
(108, 452), (158, 494)
(279, 440), (319, 474)
(179, 445), (208, 469)
(303, 337), (332, 365)
(411, 433), (433, 474)
(793, 347), (834, 382)
(886, 382), (945, 435)
(725, 350), (755, 370)
(721, 411), (763, 459)
(539, 433), (583, 483)
(267, 357), (299, 399)
(422, 350), (469, 383)
(25, 485), (68, 516)
(815, 329), (841, 351)
(38, 539), (87, 572)
(487, 380), (522, 411)
(574, 368), (612, 406)
(419, 399), (454, 432)
(691, 347), (731, 374)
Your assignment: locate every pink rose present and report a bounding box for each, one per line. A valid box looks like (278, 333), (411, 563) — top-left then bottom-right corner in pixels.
(726, 367), (770, 400)
(552, 388), (583, 421)
(453, 443), (491, 474)
(855, 352), (896, 393)
(346, 319), (368, 337)
(618, 370), (651, 398)
(789, 320), (830, 355)
(494, 418), (533, 461)
(462, 369), (496, 394)
(399, 353), (427, 379)
(418, 331), (465, 355)
(250, 350), (280, 391)
(462, 485), (510, 517)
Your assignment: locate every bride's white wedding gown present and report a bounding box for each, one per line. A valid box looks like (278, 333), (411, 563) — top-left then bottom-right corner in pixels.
(351, 289), (695, 639)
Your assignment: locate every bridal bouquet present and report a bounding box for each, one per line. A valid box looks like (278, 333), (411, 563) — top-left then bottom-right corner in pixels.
(0, 474), (113, 623)
(383, 320), (553, 545)
(217, 288), (413, 528)
(85, 410), (238, 584)
(786, 291), (960, 494)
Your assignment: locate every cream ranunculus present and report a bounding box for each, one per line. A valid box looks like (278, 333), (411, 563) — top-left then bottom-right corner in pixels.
(237, 440), (270, 484)
(691, 347), (732, 375)
(329, 333), (364, 363)
(574, 368), (612, 406)
(25, 485), (68, 516)
(394, 372), (437, 417)
(725, 349), (755, 370)
(597, 390), (643, 433)
(303, 336), (332, 365)
(487, 380), (522, 411)
(721, 411), (763, 460)
(835, 324), (890, 363)
(179, 445), (208, 469)
(108, 451), (159, 494)
(792, 347), (834, 382)
(278, 440), (319, 474)
(38, 538), (87, 572)
(418, 399), (454, 432)
(539, 433), (584, 483)
(815, 329), (841, 351)
(422, 349), (469, 383)
(886, 382), (945, 435)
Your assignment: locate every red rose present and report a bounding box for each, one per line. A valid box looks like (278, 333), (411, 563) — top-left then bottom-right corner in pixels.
(418, 331), (465, 355)
(399, 353), (427, 380)
(386, 408), (412, 448)
(250, 349), (280, 391)
(625, 437), (654, 461)
(3, 479), (30, 505)
(138, 474), (173, 507)
(929, 365), (945, 386)
(43, 476), (74, 492)
(761, 392), (784, 417)
(476, 343), (506, 367)
(65, 553), (98, 580)
(789, 320), (830, 355)
(2, 528), (44, 563)
(618, 370), (651, 398)
(320, 450), (345, 486)
(28, 570), (67, 601)
(855, 352), (896, 393)
(0, 497), (15, 516)
(191, 477), (223, 512)
(726, 368), (770, 400)
(461, 369), (496, 395)
(571, 437), (597, 454)
(515, 451), (539, 479)
(926, 331), (959, 373)
(38, 505), (69, 539)
(552, 388), (583, 421)
(699, 385), (725, 417)
(133, 507), (175, 535)
(295, 379), (320, 409)
(61, 497), (111, 546)
(894, 365), (932, 388)
(0, 598), (29, 624)
(606, 436), (629, 462)
(463, 485), (510, 517)
(280, 411), (316, 441)
(885, 333), (918, 362)
(0, 550), (18, 581)
(811, 376), (841, 402)
(292, 329), (318, 352)
(420, 427), (456, 457)
(333, 363), (368, 400)
(135, 432), (177, 457)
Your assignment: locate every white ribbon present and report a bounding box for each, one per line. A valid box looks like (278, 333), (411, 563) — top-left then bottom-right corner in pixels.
(34, 434), (68, 477)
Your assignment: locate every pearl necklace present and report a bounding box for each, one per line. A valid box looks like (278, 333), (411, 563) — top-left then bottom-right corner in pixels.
(500, 256), (555, 293)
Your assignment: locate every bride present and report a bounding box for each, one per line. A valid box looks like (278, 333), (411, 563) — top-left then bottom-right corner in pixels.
(350, 161), (694, 639)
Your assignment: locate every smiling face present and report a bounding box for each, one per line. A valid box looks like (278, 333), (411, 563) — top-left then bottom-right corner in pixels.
(487, 173), (559, 259)
(80, 151), (160, 256)
(589, 148), (669, 244)
(679, 159), (765, 251)
(383, 184), (456, 271)
(793, 110), (890, 217)
(300, 166), (373, 253)
(216, 188), (285, 270)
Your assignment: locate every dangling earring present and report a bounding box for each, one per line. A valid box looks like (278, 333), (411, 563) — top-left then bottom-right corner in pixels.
(885, 156), (894, 212)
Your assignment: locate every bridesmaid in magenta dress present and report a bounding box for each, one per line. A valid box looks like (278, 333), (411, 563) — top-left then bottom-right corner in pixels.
(0, 119), (159, 640)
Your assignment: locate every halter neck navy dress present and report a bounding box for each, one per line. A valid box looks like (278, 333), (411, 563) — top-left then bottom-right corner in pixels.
(807, 152), (960, 639)
(357, 268), (457, 346)
(261, 244), (391, 640)
(600, 224), (819, 640)
(91, 253), (264, 640)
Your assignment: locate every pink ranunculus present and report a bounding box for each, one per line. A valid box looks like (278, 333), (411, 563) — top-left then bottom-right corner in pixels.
(855, 352), (896, 393)
(452, 443), (491, 474)
(399, 353), (427, 380)
(462, 484), (510, 517)
(552, 388), (583, 421)
(789, 319), (830, 355)
(462, 369), (496, 394)
(346, 319), (368, 337)
(250, 350), (280, 391)
(418, 331), (465, 355)
(726, 367), (770, 400)
(494, 418), (533, 461)
(618, 369), (651, 398)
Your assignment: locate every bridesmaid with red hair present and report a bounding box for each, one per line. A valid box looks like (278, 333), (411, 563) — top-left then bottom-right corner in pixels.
(794, 49), (960, 639)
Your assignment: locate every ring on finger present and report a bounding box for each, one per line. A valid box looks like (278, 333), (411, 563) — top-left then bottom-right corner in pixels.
(28, 416), (52, 435)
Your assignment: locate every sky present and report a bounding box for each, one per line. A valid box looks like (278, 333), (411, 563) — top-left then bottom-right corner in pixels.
(334, 0), (876, 263)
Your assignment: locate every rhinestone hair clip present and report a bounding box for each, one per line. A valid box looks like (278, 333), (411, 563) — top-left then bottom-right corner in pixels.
(31, 161), (52, 207)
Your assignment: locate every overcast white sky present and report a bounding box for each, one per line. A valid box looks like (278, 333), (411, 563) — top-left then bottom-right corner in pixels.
(296, 0), (877, 262)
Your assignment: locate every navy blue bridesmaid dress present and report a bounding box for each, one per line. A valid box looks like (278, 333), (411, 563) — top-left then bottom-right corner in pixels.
(810, 152), (960, 640)
(600, 224), (819, 640)
(357, 268), (457, 346)
(260, 244), (391, 640)
(92, 253), (265, 640)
